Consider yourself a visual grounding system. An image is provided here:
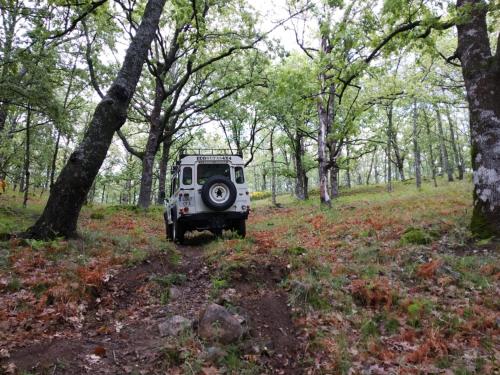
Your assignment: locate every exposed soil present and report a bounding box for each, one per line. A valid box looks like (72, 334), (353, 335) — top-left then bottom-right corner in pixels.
(218, 256), (306, 373)
(5, 233), (304, 374)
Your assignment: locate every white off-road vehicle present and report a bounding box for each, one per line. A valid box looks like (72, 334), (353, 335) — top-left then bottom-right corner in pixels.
(164, 150), (250, 243)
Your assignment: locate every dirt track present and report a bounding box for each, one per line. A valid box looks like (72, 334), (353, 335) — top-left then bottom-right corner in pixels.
(7, 234), (305, 374)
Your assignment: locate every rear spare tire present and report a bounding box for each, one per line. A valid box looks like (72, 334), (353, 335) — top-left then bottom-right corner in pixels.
(201, 175), (237, 211)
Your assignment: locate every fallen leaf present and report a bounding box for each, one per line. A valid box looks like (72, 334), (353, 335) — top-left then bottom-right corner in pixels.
(201, 366), (219, 375)
(94, 346), (106, 357)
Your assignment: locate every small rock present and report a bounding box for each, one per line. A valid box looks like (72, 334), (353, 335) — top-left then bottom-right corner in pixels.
(203, 346), (227, 364)
(233, 313), (246, 325)
(3, 363), (16, 375)
(218, 288), (237, 304)
(198, 303), (243, 344)
(159, 315), (192, 337)
(0, 349), (9, 359)
(169, 286), (181, 301)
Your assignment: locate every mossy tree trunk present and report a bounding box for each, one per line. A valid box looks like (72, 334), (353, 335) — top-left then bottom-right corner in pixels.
(456, 0), (500, 238)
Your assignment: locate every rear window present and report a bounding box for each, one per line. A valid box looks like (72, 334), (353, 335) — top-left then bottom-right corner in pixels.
(182, 167), (192, 185)
(197, 164), (230, 185)
(235, 167), (244, 184)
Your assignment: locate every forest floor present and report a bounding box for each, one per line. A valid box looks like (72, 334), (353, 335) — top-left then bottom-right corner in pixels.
(0, 179), (499, 374)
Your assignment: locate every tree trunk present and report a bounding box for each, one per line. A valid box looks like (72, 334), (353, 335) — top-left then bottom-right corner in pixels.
(23, 108), (31, 208)
(138, 66), (167, 208)
(346, 143), (352, 189)
(330, 161), (339, 198)
(101, 184), (106, 204)
(386, 106), (393, 192)
(423, 109), (438, 187)
(456, 0), (500, 238)
(434, 105), (454, 182)
(413, 100), (422, 189)
(270, 130), (277, 206)
(294, 135), (307, 200)
(26, 0), (166, 238)
(366, 148), (376, 185)
(157, 137), (170, 204)
(316, 64), (334, 206)
(390, 121), (405, 181)
(50, 129), (61, 190)
(261, 169), (267, 191)
(445, 105), (464, 180)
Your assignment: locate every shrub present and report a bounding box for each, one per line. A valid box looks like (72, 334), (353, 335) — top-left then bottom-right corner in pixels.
(400, 227), (433, 245)
(250, 191), (271, 200)
(90, 212), (105, 220)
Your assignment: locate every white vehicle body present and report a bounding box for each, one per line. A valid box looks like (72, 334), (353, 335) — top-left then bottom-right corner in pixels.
(164, 151), (250, 242)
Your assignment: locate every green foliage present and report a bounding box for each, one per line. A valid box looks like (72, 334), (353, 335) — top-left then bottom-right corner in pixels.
(127, 248), (148, 266)
(90, 212), (105, 220)
(250, 191), (271, 201)
(153, 273), (187, 287)
(400, 227), (433, 245)
(407, 298), (433, 327)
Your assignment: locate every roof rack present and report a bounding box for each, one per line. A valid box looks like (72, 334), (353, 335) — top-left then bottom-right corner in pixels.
(179, 148), (243, 158)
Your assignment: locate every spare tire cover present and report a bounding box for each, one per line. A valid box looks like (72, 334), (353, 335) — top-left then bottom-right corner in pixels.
(201, 175), (237, 211)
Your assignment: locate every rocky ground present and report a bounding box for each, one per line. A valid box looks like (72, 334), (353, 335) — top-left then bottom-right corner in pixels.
(2, 234), (305, 374)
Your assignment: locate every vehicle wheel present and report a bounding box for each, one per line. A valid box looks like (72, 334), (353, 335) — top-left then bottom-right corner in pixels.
(166, 223), (173, 240)
(235, 220), (246, 238)
(164, 213), (173, 240)
(201, 175), (237, 211)
(173, 220), (185, 244)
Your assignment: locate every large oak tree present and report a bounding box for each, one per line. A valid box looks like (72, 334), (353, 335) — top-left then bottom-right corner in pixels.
(26, 0), (166, 238)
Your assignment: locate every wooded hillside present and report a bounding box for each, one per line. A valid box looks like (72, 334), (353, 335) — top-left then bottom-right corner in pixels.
(0, 0), (499, 373)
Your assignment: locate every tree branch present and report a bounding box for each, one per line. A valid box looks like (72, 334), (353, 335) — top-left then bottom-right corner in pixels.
(116, 130), (144, 159)
(48, 0), (108, 40)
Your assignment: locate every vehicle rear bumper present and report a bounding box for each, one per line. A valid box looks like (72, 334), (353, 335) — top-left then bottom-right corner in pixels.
(178, 211), (248, 231)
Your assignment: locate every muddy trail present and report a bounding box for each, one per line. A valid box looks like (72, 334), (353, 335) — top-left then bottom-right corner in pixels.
(5, 234), (305, 374)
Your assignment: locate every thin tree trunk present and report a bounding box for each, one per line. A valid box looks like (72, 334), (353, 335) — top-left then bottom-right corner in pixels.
(270, 130), (277, 206)
(157, 138), (170, 204)
(294, 135), (306, 200)
(366, 147), (376, 185)
(26, 0), (166, 238)
(456, 0), (500, 237)
(423, 109), (438, 187)
(346, 142), (351, 189)
(50, 129), (61, 190)
(316, 73), (334, 206)
(23, 108), (31, 208)
(386, 106), (393, 192)
(261, 169), (267, 191)
(434, 104), (454, 182)
(101, 184), (106, 204)
(413, 100), (422, 189)
(445, 105), (464, 180)
(391, 127), (405, 181)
